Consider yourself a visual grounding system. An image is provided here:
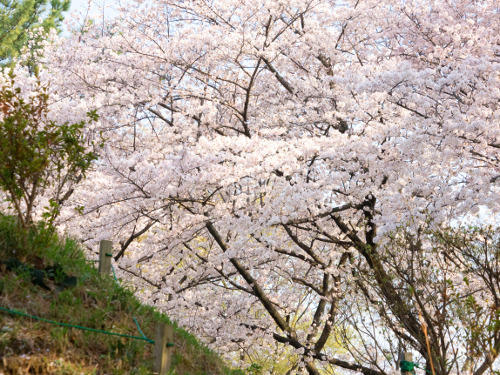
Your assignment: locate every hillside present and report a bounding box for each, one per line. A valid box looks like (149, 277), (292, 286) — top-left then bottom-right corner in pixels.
(0, 215), (242, 375)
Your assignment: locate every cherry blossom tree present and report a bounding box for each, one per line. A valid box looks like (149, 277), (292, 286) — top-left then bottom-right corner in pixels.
(35, 0), (500, 373)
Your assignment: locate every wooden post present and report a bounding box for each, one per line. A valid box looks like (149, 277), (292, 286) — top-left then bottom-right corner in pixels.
(98, 240), (113, 276)
(401, 352), (413, 375)
(154, 323), (174, 375)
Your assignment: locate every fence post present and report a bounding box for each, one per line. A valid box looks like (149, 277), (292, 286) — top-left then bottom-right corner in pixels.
(154, 323), (173, 375)
(98, 240), (113, 276)
(401, 352), (413, 375)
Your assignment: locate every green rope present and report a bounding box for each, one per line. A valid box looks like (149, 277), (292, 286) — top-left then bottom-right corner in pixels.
(400, 360), (433, 374)
(0, 305), (154, 344)
(110, 264), (154, 343)
(111, 263), (118, 281)
(414, 362), (434, 374)
(400, 360), (415, 373)
(133, 315), (148, 340)
(2, 259), (174, 348)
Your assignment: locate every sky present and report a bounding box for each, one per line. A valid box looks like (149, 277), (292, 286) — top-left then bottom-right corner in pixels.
(63, 0), (119, 35)
(68, 0), (115, 18)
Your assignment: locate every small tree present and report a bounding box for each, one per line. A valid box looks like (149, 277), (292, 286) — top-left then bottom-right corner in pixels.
(0, 71), (97, 235)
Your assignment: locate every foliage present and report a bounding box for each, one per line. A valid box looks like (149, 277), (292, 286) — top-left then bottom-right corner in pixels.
(0, 0), (70, 64)
(23, 0), (500, 373)
(0, 72), (98, 233)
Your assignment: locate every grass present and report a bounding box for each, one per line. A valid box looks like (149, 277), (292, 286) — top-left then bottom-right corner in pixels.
(0, 214), (244, 375)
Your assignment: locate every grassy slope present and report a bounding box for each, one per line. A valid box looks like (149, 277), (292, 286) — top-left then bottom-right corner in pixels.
(0, 215), (243, 375)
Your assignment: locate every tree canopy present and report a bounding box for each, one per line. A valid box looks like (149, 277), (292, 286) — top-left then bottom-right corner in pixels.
(11, 0), (499, 373)
(0, 0), (70, 63)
